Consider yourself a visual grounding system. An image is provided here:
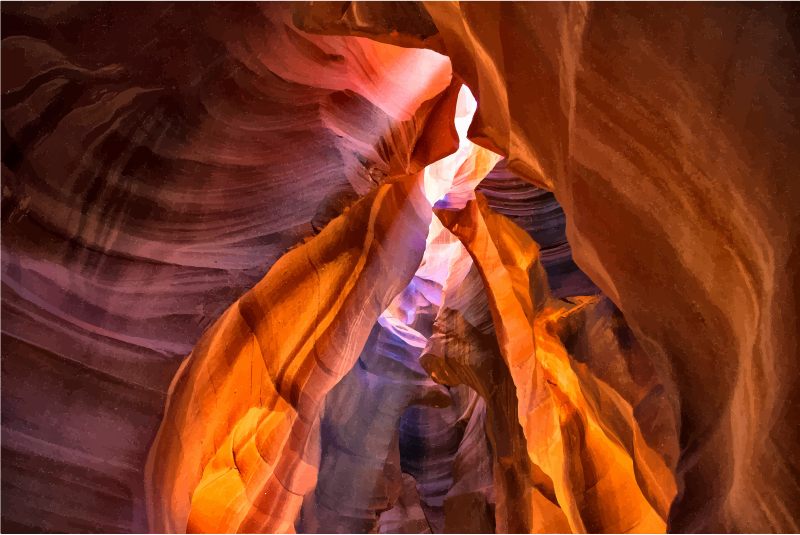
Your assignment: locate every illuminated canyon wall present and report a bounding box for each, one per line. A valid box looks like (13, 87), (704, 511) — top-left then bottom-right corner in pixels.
(343, 4), (800, 532)
(2, 2), (799, 534)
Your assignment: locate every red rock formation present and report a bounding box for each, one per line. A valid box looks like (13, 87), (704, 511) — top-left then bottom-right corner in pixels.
(427, 198), (677, 533)
(146, 172), (435, 533)
(144, 74), (496, 535)
(476, 161), (601, 300)
(421, 265), (572, 534)
(298, 3), (800, 531)
(0, 4), (459, 532)
(4, 2), (799, 534)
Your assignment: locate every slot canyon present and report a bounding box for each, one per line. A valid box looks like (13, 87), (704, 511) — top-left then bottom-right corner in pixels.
(1, 2), (799, 533)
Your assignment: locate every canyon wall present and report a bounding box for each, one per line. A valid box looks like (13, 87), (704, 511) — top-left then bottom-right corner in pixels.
(298, 2), (800, 532)
(3, 2), (798, 533)
(1, 3), (454, 531)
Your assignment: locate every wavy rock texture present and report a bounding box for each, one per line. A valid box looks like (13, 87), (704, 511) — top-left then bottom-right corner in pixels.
(145, 70), (506, 532)
(395, 390), (469, 533)
(296, 94), (506, 534)
(421, 263), (572, 534)
(0, 3), (458, 532)
(429, 198), (677, 533)
(299, 192), (477, 535)
(302, 322), (453, 533)
(146, 173), (436, 533)
(476, 160), (601, 301)
(298, 2), (800, 532)
(4, 2), (797, 534)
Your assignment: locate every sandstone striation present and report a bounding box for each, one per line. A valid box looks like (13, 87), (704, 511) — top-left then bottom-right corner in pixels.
(1, 4), (459, 531)
(298, 2), (800, 532)
(3, 2), (799, 534)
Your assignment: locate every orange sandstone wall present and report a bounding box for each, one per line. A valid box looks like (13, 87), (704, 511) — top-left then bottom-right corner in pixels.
(145, 173), (434, 533)
(4, 2), (798, 533)
(1, 4), (460, 531)
(298, 3), (800, 531)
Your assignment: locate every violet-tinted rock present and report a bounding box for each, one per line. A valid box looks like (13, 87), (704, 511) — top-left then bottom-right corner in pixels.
(1, 3), (452, 532)
(477, 160), (601, 300)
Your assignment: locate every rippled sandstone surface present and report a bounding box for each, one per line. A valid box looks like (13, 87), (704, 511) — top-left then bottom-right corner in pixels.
(3, 2), (799, 534)
(297, 3), (800, 532)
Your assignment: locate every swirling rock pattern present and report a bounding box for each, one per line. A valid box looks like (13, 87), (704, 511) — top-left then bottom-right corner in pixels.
(145, 72), (506, 533)
(146, 173), (434, 533)
(299, 2), (800, 532)
(4, 2), (798, 534)
(1, 3), (457, 532)
(304, 322), (453, 534)
(476, 160), (601, 300)
(421, 263), (572, 534)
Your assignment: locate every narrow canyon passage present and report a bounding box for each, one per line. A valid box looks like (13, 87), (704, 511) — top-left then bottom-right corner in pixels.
(2, 2), (799, 534)
(145, 80), (676, 534)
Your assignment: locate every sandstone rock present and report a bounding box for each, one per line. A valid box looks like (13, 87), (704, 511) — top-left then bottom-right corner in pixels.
(146, 173), (433, 533)
(5, 2), (797, 533)
(299, 2), (800, 530)
(1, 4), (458, 531)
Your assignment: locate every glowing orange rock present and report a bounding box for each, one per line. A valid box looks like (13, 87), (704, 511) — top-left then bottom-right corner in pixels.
(553, 296), (681, 481)
(427, 5), (800, 531)
(145, 173), (435, 533)
(421, 281), (571, 534)
(435, 196), (673, 534)
(296, 5), (800, 528)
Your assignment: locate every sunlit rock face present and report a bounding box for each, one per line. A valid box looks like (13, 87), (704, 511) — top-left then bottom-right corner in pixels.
(477, 160), (601, 300)
(141, 69), (681, 534)
(1, 3), (458, 532)
(297, 2), (800, 533)
(4, 2), (797, 535)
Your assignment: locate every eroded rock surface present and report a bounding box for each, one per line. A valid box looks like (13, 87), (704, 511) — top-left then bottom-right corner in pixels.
(298, 2), (800, 531)
(3, 2), (798, 534)
(1, 4), (458, 532)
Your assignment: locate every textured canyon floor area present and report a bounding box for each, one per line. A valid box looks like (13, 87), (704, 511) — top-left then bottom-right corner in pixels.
(2, 2), (799, 534)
